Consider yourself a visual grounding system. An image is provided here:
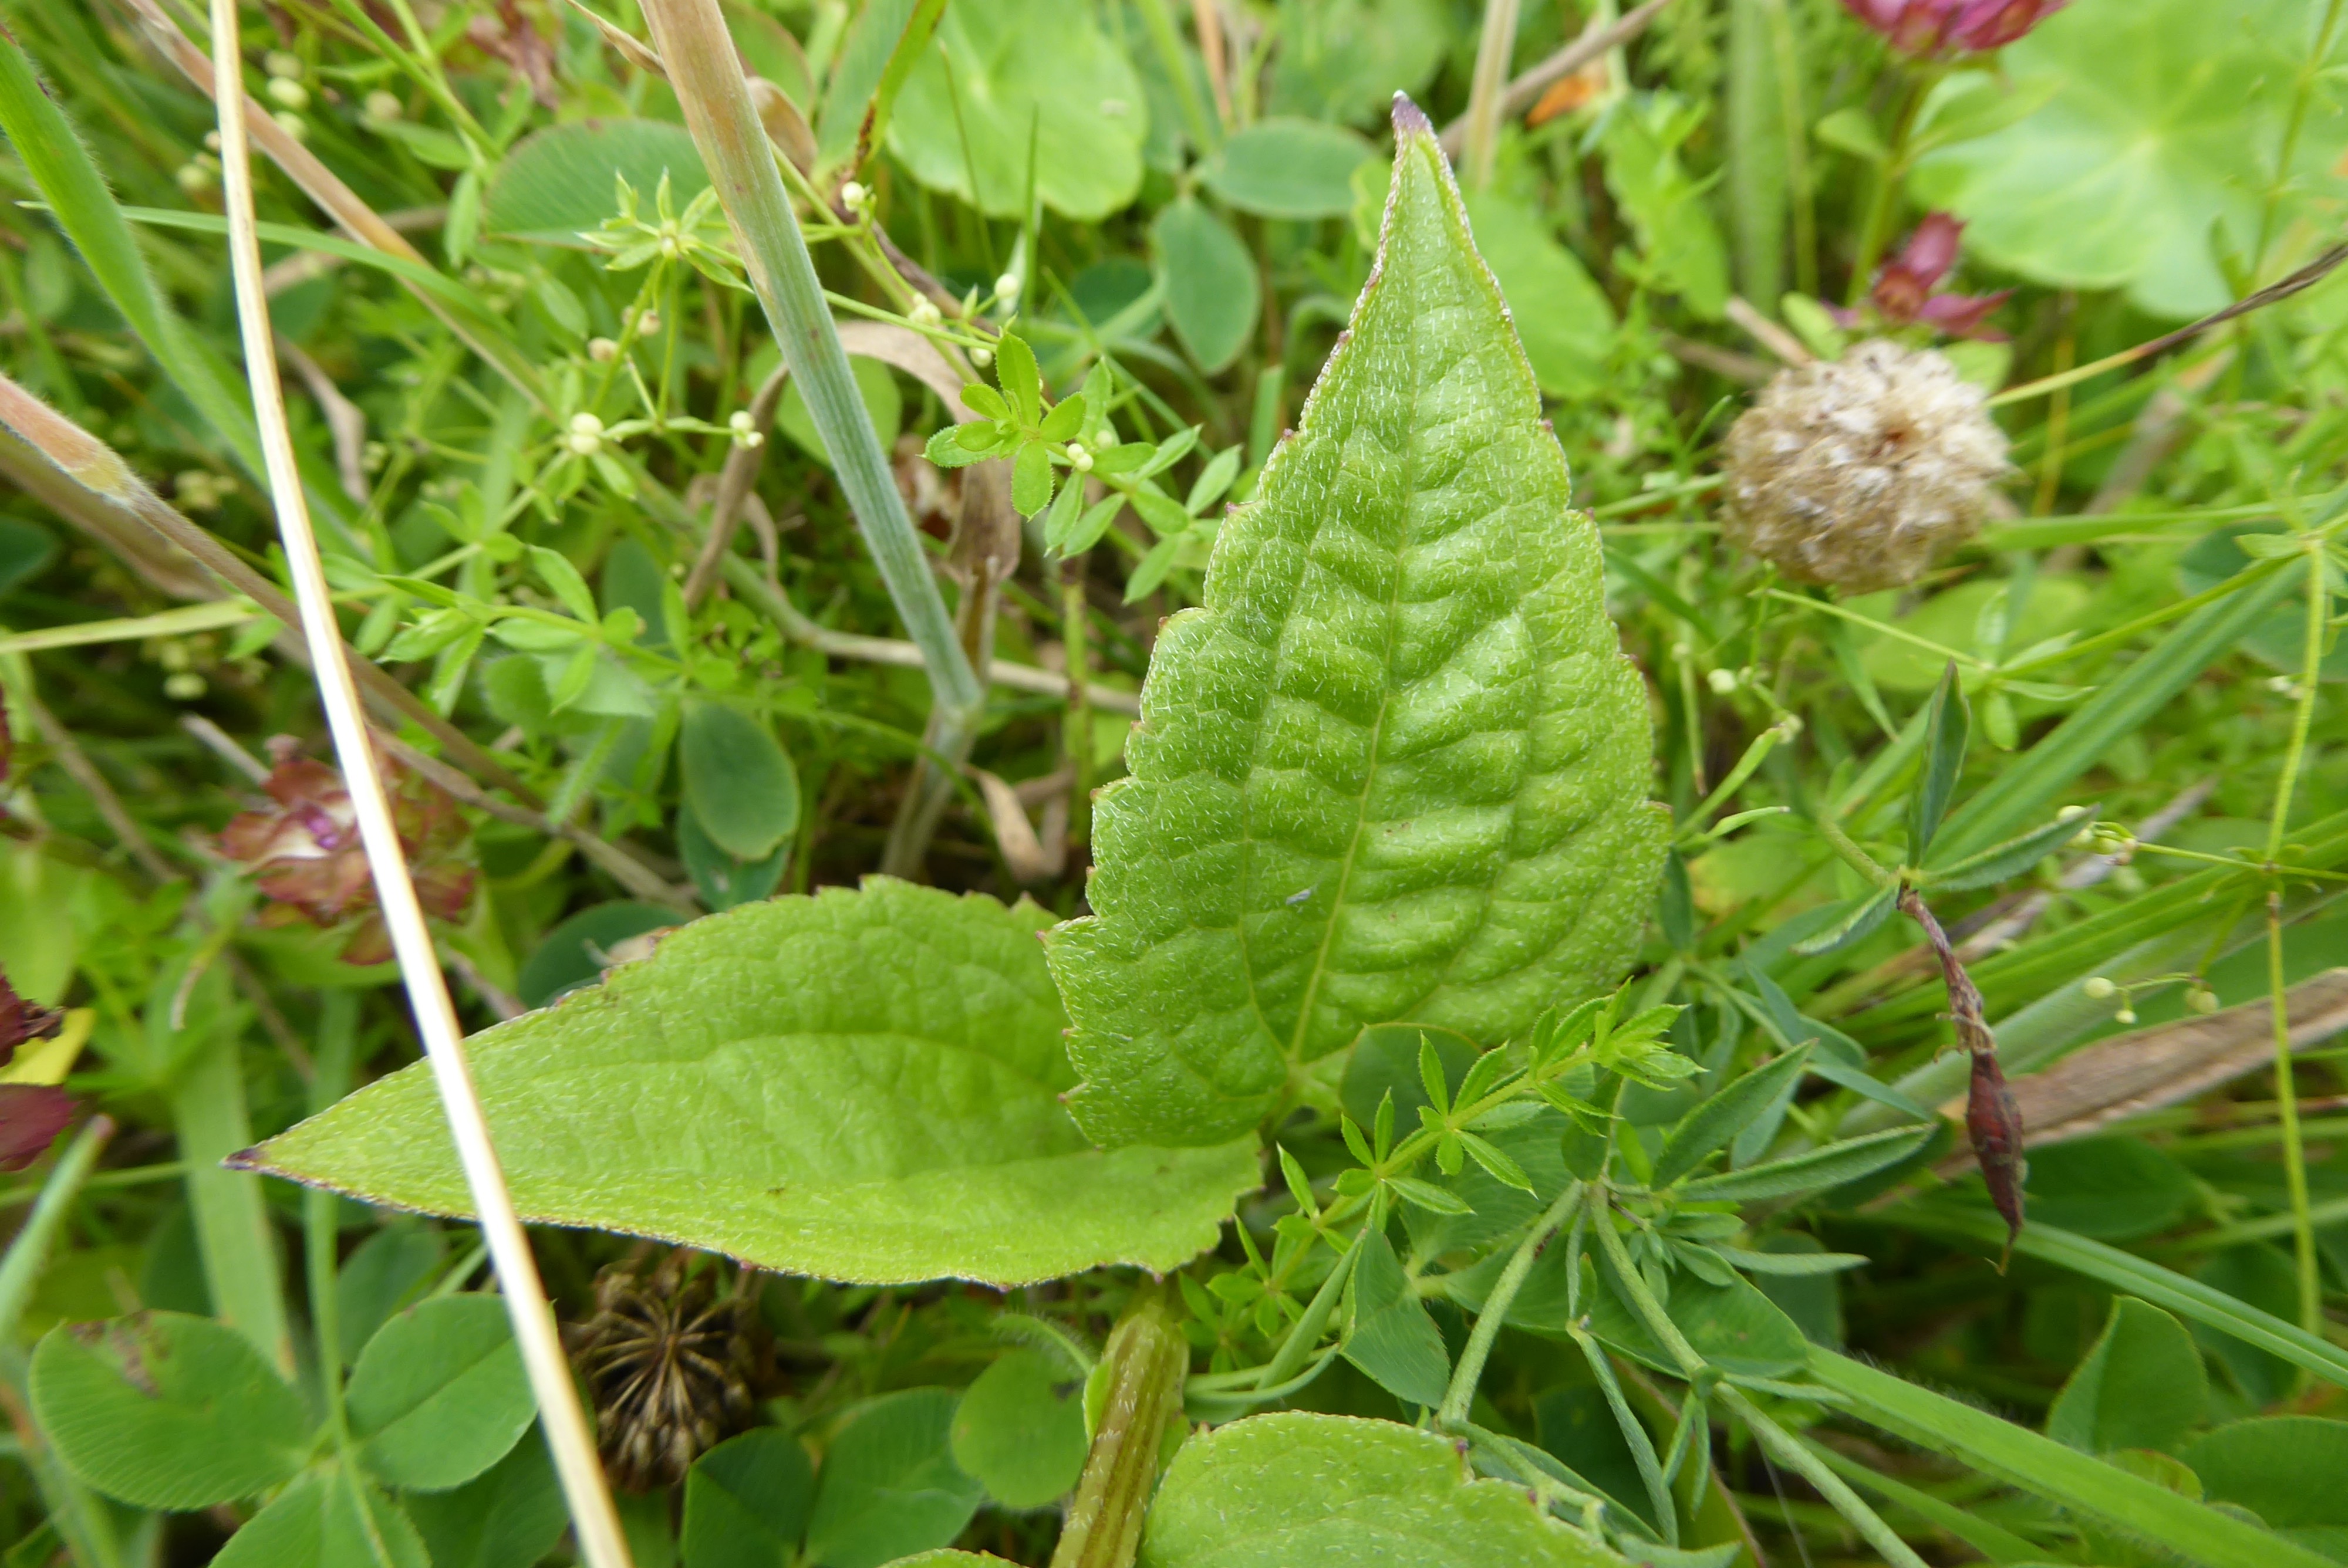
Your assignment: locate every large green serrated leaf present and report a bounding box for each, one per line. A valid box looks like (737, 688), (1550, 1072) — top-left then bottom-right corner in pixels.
(241, 881), (1257, 1286)
(1047, 100), (1666, 1148)
(1137, 1412), (1628, 1567)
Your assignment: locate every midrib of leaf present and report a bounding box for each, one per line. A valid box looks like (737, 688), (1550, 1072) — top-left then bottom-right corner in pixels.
(1275, 319), (1442, 1073)
(1050, 107), (1668, 1149)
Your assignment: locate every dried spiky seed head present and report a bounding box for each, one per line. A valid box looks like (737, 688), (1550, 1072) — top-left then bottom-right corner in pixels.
(1722, 340), (2008, 593)
(568, 1251), (758, 1492)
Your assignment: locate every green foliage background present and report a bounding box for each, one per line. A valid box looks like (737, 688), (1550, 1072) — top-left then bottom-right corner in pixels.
(0, 0), (2343, 1563)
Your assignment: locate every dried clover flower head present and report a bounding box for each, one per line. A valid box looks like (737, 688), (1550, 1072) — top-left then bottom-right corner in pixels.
(1722, 340), (2008, 593)
(569, 1252), (758, 1492)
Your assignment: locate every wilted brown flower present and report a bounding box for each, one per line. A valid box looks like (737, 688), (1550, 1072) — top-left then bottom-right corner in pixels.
(1722, 340), (2009, 593)
(217, 737), (474, 964)
(569, 1252), (758, 1491)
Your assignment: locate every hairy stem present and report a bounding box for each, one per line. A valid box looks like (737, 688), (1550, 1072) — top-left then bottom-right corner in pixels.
(642, 0), (984, 876)
(1051, 1287), (1188, 1568)
(1439, 1183), (1581, 1426)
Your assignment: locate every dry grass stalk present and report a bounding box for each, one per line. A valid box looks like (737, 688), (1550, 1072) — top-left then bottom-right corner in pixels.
(203, 13), (635, 1564)
(117, 0), (544, 402)
(1438, 0), (1679, 155)
(1936, 968), (2348, 1171)
(0, 370), (546, 809)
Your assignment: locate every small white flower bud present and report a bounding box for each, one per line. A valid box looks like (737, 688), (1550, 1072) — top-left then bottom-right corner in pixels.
(264, 50), (302, 77)
(265, 77), (309, 111)
(364, 90), (403, 123)
(839, 180), (866, 208)
(728, 410), (764, 450)
(1094, 427), (1116, 448)
(204, 130), (222, 151)
(2186, 985), (2220, 1015)
(970, 347), (993, 368)
(174, 161), (214, 194)
(2114, 1007), (2137, 1025)
(1069, 443), (1093, 472)
(164, 671), (208, 701)
(271, 110), (308, 142)
(633, 309), (661, 336)
(908, 296), (942, 329)
(587, 337), (619, 363)
(994, 271), (1021, 303)
(1706, 668), (1738, 695)
(2082, 976), (2116, 999)
(566, 411), (605, 455)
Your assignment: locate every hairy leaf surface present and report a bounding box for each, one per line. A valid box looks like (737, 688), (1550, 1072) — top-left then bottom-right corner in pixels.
(1138, 1412), (1627, 1566)
(1050, 103), (1665, 1147)
(244, 881), (1257, 1285)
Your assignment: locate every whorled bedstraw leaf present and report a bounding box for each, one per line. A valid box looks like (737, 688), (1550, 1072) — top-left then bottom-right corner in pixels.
(1047, 98), (1667, 1148)
(238, 881), (1259, 1286)
(1137, 1411), (1628, 1567)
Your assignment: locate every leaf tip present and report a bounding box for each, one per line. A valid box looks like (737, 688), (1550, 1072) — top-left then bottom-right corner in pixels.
(1390, 92), (1433, 141)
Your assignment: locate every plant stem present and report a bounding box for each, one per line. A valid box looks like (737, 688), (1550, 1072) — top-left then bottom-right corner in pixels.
(1254, 1228), (1367, 1393)
(0, 1117), (112, 1345)
(1593, 1211), (1927, 1568)
(0, 1117), (122, 1568)
(1463, 0), (1523, 191)
(206, 11), (633, 1560)
(170, 969), (295, 1376)
(1051, 1287), (1188, 1568)
(307, 995), (359, 1438)
(641, 0), (984, 877)
(1717, 1383), (1929, 1568)
(2250, 0), (2347, 277)
(1062, 548), (1094, 849)
(1131, 0), (1219, 157)
(1439, 1183), (1581, 1427)
(2264, 546), (2330, 1338)
(1845, 69), (1934, 305)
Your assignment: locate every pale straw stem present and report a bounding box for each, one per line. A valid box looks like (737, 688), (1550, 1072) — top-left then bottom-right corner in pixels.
(204, 11), (633, 1566)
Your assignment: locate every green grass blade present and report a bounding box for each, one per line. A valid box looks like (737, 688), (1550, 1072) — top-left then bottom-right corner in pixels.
(1885, 1205), (2348, 1389)
(0, 26), (355, 539)
(1929, 563), (2298, 861)
(1799, 1435), (2046, 1564)
(1808, 1347), (2337, 1568)
(117, 205), (500, 315)
(165, 970), (294, 1377)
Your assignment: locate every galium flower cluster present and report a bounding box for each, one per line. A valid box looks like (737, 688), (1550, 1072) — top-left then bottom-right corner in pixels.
(1722, 340), (2010, 592)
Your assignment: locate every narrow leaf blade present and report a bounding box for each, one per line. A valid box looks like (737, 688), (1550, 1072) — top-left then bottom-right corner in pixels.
(1652, 1043), (1812, 1188)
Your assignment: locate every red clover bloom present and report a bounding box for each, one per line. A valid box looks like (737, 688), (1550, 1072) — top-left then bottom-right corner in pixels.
(1836, 213), (2012, 340)
(1840, 0), (2068, 55)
